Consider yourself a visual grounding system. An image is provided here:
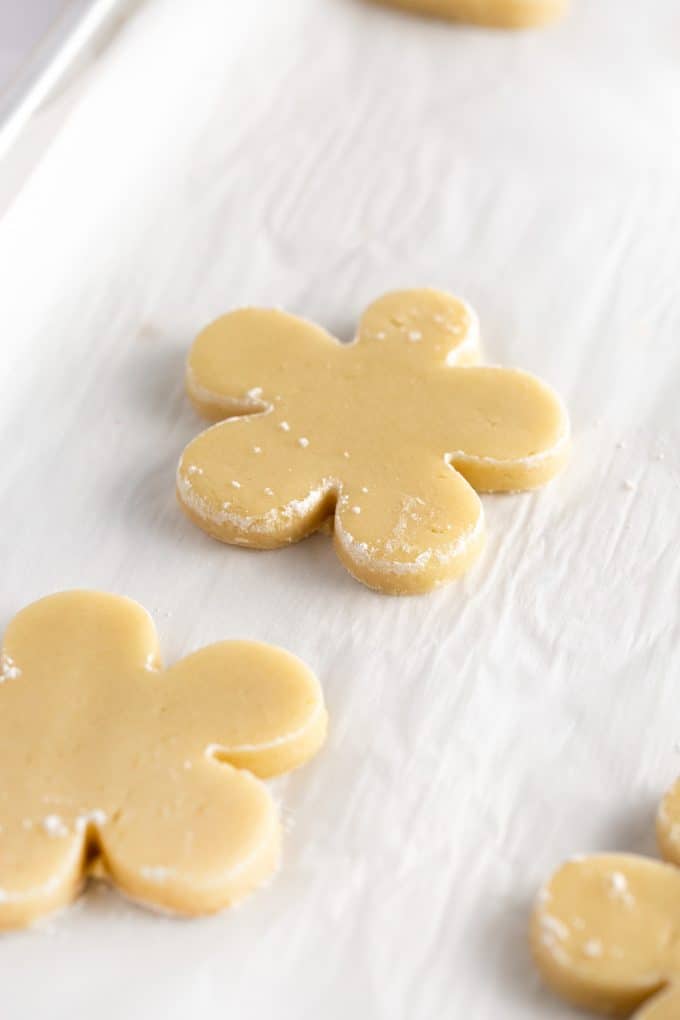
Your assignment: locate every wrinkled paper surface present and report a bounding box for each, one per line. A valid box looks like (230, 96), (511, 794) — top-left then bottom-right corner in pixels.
(0, 1), (679, 1016)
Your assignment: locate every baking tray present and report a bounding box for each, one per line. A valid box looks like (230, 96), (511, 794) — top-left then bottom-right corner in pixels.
(0, 0), (133, 158)
(0, 1), (679, 1017)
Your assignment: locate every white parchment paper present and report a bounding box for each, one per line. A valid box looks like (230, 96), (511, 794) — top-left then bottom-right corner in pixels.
(0, 1), (679, 1016)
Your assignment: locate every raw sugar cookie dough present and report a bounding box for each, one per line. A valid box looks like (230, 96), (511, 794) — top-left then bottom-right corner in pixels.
(0, 591), (327, 929)
(177, 289), (569, 595)
(531, 776), (680, 1018)
(369, 0), (568, 29)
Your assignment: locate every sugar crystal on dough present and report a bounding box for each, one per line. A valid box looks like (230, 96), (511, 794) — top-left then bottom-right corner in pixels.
(42, 815), (69, 838)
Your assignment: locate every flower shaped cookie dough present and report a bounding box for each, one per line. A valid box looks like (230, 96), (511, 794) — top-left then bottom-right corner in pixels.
(177, 289), (569, 594)
(370, 0), (568, 28)
(0, 591), (326, 928)
(531, 777), (680, 1018)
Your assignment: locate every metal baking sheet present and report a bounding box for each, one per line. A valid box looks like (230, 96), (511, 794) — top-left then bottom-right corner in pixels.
(0, 0), (131, 157)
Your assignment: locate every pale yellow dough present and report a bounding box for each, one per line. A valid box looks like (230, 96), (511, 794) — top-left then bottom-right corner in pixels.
(0, 591), (327, 928)
(369, 0), (568, 28)
(531, 777), (680, 1017)
(177, 289), (569, 594)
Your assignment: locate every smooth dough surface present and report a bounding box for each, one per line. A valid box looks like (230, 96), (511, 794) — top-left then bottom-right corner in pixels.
(0, 591), (327, 929)
(368, 0), (568, 28)
(531, 777), (680, 1017)
(177, 288), (569, 594)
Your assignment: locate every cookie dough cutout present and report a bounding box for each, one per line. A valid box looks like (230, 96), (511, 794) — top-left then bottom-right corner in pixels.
(368, 0), (568, 28)
(0, 591), (327, 929)
(531, 776), (680, 1017)
(177, 288), (569, 595)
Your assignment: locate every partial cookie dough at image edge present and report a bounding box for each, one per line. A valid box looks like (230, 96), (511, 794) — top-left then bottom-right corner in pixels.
(368, 0), (568, 29)
(0, 591), (327, 929)
(531, 776), (680, 1018)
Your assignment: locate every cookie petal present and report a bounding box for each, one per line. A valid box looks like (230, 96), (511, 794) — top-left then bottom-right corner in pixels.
(187, 308), (338, 420)
(357, 288), (480, 366)
(163, 641), (327, 778)
(177, 415), (338, 547)
(0, 822), (85, 930)
(333, 459), (484, 594)
(2, 590), (161, 682)
(438, 366), (570, 490)
(99, 761), (280, 917)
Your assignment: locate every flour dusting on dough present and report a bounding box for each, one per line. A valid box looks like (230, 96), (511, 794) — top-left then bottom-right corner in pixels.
(144, 652), (160, 673)
(0, 653), (22, 683)
(582, 938), (603, 959)
(607, 870), (635, 907)
(335, 503), (484, 578)
(177, 467), (335, 536)
(536, 912), (572, 966)
(42, 814), (69, 838)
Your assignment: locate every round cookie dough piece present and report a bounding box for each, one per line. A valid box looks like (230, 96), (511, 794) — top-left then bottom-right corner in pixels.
(531, 854), (680, 1016)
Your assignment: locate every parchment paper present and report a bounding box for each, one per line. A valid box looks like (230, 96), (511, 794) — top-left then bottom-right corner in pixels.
(1, 1), (679, 1016)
